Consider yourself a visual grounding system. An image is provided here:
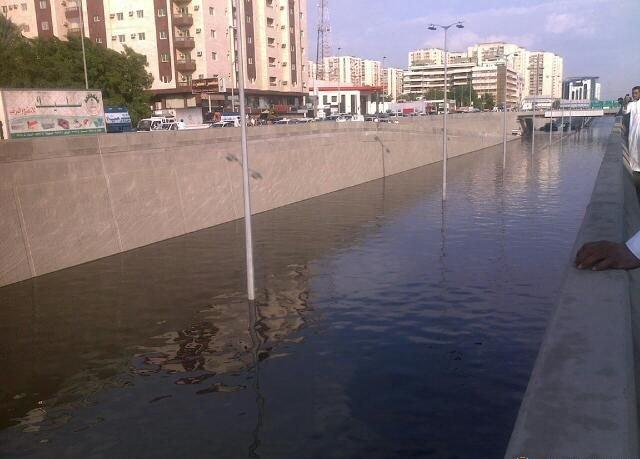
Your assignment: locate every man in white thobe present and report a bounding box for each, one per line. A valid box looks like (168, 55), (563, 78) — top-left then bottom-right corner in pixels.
(625, 86), (640, 171)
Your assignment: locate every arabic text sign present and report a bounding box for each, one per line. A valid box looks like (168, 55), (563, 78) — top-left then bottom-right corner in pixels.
(3, 90), (107, 139)
(191, 77), (220, 94)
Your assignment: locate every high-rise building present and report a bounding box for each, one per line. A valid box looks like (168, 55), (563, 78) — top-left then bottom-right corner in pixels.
(563, 77), (600, 101)
(323, 55), (362, 85)
(1, 0), (309, 111)
(404, 61), (476, 95)
(525, 51), (563, 99)
(383, 68), (404, 102)
(405, 42), (563, 104)
(361, 59), (381, 86)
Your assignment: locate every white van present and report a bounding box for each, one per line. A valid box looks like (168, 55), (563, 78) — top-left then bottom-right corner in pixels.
(137, 116), (176, 131)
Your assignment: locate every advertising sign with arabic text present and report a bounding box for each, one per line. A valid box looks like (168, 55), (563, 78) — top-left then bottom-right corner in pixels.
(1, 89), (107, 139)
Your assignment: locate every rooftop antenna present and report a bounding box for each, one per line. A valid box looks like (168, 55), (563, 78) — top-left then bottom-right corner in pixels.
(315, 0), (332, 80)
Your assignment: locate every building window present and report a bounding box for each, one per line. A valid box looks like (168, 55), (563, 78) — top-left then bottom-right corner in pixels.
(136, 10), (144, 18)
(159, 31), (167, 39)
(248, 57), (253, 64)
(20, 3), (27, 11)
(118, 34), (125, 42)
(210, 29), (216, 38)
(323, 95), (328, 104)
(211, 52), (217, 60)
(138, 32), (145, 40)
(96, 37), (102, 43)
(157, 8), (166, 17)
(209, 6), (215, 15)
(93, 15), (100, 22)
(39, 1), (46, 9)
(246, 15), (251, 23)
(116, 12), (123, 20)
(161, 53), (170, 62)
(247, 36), (252, 44)
(1, 6), (7, 13)
(161, 75), (170, 83)
(41, 21), (49, 30)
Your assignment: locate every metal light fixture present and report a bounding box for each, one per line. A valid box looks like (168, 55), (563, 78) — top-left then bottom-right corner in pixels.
(428, 21), (466, 201)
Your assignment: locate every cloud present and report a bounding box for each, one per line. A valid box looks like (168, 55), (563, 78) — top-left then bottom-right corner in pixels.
(545, 13), (596, 36)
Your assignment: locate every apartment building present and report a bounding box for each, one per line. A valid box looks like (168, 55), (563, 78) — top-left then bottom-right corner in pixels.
(405, 42), (563, 104)
(472, 64), (521, 108)
(383, 68), (404, 102)
(361, 59), (381, 86)
(404, 62), (476, 95)
(526, 51), (563, 98)
(1, 0), (309, 111)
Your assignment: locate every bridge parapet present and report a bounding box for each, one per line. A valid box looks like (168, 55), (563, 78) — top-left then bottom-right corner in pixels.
(506, 125), (639, 458)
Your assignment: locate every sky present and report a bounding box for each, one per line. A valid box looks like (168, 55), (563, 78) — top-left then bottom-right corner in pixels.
(308, 0), (640, 99)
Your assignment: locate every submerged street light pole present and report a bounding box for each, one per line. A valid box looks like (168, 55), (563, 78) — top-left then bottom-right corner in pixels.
(502, 52), (518, 169)
(429, 21), (464, 202)
(235, 0), (255, 301)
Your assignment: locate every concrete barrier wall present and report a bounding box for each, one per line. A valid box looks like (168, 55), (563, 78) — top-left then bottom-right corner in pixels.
(505, 126), (639, 458)
(0, 113), (519, 287)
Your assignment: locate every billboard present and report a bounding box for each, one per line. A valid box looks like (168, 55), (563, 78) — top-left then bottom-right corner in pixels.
(1, 89), (107, 139)
(191, 77), (221, 94)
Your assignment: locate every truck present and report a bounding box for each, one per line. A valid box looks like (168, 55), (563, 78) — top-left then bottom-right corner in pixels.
(0, 88), (107, 140)
(104, 106), (133, 133)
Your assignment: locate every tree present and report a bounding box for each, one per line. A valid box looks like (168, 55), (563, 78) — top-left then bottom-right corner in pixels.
(478, 93), (495, 111)
(0, 18), (153, 124)
(0, 14), (22, 48)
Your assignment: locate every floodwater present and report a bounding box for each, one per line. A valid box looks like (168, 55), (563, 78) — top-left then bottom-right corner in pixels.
(0, 118), (612, 458)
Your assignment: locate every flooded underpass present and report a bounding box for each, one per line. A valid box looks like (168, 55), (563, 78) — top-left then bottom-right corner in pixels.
(0, 118), (613, 458)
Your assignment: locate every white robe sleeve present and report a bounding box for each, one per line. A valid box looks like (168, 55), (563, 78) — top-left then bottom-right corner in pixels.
(626, 231), (640, 260)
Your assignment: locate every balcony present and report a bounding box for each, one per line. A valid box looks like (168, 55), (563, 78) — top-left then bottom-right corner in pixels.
(175, 59), (196, 72)
(65, 6), (80, 19)
(172, 13), (193, 27)
(174, 36), (195, 50)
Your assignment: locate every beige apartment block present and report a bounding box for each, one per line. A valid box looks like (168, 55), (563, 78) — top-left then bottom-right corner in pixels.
(526, 51), (563, 99)
(383, 68), (404, 102)
(323, 55), (363, 85)
(361, 59), (381, 86)
(1, 0), (309, 112)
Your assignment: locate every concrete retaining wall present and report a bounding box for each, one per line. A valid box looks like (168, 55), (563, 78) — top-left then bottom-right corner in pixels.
(505, 126), (639, 457)
(0, 113), (519, 287)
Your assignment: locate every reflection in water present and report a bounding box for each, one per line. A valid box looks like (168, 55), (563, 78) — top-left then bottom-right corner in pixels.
(0, 119), (613, 458)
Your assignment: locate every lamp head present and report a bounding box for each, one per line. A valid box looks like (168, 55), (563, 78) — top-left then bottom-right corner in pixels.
(428, 24), (437, 31)
(456, 22), (464, 29)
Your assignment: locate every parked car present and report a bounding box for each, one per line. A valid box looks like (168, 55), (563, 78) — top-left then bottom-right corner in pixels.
(210, 121), (236, 128)
(511, 128), (522, 136)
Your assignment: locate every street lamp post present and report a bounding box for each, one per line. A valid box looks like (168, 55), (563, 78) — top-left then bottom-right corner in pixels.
(501, 52), (518, 169)
(337, 47), (342, 115)
(382, 56), (386, 115)
(235, 0), (255, 301)
(429, 21), (464, 202)
(79, 0), (88, 89)
(529, 58), (541, 155)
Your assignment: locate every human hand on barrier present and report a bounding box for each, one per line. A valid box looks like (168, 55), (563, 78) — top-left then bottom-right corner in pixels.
(575, 241), (640, 271)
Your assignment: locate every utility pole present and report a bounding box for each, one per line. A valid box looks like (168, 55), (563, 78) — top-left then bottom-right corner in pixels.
(429, 21), (465, 202)
(235, 0), (255, 301)
(79, 0), (89, 89)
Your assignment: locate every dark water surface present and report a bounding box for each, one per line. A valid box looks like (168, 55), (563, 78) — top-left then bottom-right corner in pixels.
(0, 119), (612, 458)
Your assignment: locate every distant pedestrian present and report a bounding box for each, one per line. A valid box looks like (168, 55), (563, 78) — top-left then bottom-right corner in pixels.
(624, 93), (632, 110)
